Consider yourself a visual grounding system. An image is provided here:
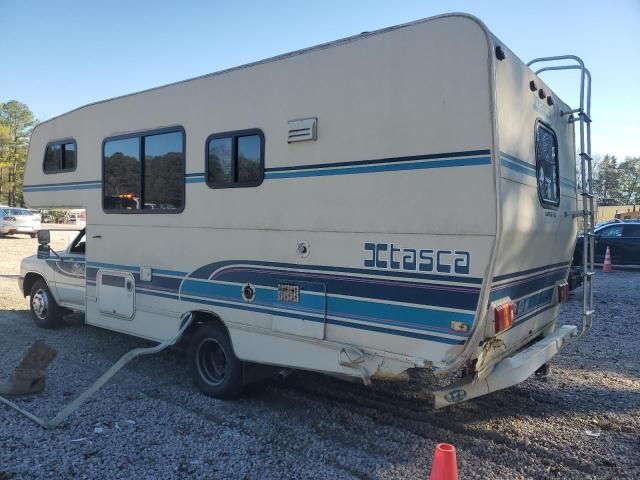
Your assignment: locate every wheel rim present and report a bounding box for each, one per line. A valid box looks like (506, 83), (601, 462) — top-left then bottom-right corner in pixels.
(32, 289), (49, 320)
(196, 338), (228, 386)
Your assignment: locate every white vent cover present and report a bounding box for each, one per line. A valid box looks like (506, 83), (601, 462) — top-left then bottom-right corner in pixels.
(287, 117), (317, 143)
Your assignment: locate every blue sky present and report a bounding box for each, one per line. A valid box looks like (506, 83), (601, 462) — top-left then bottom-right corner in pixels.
(1, 0), (638, 159)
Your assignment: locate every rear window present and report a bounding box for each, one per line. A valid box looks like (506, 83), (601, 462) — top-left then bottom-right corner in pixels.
(535, 122), (560, 208)
(44, 140), (77, 173)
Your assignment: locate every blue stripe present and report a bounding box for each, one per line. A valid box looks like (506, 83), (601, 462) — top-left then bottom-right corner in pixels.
(214, 266), (480, 311)
(327, 297), (473, 334)
(490, 269), (567, 301)
(190, 260), (482, 285)
(501, 157), (536, 177)
(267, 149), (492, 172)
(181, 278), (469, 335)
(325, 319), (464, 345)
(87, 262), (187, 277)
(185, 176), (205, 183)
(514, 288), (554, 320)
(265, 156), (491, 179)
(493, 262), (570, 282)
(501, 152), (576, 188)
(24, 182), (101, 192)
(135, 288), (464, 345)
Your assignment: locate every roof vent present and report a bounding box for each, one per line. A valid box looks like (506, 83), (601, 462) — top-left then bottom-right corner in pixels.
(288, 117), (317, 143)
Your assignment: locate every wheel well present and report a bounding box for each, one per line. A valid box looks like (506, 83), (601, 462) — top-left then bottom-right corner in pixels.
(22, 272), (46, 298)
(181, 310), (230, 345)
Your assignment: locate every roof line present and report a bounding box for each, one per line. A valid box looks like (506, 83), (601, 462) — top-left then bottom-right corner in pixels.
(35, 12), (487, 128)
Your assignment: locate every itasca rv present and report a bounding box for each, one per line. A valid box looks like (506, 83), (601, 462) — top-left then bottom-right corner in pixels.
(19, 14), (594, 407)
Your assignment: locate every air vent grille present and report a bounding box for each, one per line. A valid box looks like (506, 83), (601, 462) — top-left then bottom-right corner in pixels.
(287, 117), (317, 143)
(278, 283), (300, 303)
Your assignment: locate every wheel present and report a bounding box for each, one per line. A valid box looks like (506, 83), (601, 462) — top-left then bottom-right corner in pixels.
(188, 323), (243, 399)
(29, 279), (64, 329)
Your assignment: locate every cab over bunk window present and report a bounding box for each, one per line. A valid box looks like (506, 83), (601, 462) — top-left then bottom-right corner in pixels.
(206, 129), (264, 188)
(103, 127), (185, 213)
(43, 140), (77, 173)
(535, 122), (560, 208)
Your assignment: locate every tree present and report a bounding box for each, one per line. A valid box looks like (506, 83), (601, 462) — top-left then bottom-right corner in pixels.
(0, 122), (11, 202)
(0, 100), (37, 206)
(617, 157), (640, 206)
(592, 154), (621, 202)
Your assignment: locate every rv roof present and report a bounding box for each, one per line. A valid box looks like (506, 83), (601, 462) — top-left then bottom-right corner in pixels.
(37, 12), (491, 128)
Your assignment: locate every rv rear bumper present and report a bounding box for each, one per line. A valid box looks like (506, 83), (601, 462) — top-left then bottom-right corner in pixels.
(433, 324), (578, 408)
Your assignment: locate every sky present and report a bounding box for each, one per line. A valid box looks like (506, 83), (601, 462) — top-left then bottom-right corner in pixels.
(1, 0), (639, 160)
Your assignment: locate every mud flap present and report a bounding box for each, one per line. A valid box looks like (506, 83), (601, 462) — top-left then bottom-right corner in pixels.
(433, 325), (577, 408)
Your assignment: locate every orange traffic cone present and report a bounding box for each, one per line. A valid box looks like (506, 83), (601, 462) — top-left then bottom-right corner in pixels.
(429, 443), (458, 480)
(603, 246), (613, 273)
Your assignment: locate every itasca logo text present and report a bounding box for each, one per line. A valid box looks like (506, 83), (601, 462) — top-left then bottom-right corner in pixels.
(363, 243), (470, 275)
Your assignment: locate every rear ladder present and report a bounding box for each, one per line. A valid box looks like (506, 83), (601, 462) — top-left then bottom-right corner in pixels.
(526, 55), (594, 336)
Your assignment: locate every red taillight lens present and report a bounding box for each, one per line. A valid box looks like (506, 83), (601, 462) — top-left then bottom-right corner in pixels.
(558, 282), (569, 302)
(494, 302), (515, 333)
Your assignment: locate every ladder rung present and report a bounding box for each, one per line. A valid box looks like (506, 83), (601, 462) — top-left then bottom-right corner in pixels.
(584, 271), (595, 277)
(579, 152), (593, 161)
(580, 192), (594, 198)
(584, 310), (595, 317)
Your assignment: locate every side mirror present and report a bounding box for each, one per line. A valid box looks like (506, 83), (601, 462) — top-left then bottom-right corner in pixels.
(37, 229), (50, 245)
(37, 244), (51, 259)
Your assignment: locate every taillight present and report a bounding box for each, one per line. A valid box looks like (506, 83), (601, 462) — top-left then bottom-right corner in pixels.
(3, 216), (16, 221)
(558, 282), (569, 302)
(494, 301), (515, 334)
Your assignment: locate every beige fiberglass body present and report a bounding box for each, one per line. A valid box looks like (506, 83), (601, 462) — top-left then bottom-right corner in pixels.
(21, 13), (590, 407)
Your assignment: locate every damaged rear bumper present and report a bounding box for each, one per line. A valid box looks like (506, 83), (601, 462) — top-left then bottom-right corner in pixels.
(433, 324), (578, 408)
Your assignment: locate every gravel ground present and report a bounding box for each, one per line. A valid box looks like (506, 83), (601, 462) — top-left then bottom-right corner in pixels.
(0, 235), (638, 479)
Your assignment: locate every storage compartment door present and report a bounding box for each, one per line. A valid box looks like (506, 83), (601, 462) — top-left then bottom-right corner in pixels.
(97, 270), (135, 319)
(272, 279), (326, 340)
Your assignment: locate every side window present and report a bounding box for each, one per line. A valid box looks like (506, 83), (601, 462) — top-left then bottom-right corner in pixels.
(624, 225), (640, 237)
(600, 226), (624, 238)
(43, 140), (77, 173)
(206, 130), (264, 188)
(103, 128), (184, 213)
(535, 122), (559, 208)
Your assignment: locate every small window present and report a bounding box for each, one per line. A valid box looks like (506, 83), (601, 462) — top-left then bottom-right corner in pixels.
(43, 140), (77, 173)
(103, 128), (184, 213)
(206, 130), (264, 188)
(535, 122), (560, 208)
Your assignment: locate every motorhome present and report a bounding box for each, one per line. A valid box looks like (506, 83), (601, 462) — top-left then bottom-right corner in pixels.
(19, 13), (594, 407)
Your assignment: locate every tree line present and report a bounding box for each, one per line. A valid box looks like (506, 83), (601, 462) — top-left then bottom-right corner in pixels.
(0, 100), (36, 206)
(591, 155), (640, 206)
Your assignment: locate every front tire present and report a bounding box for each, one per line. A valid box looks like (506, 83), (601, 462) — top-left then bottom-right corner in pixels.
(188, 323), (243, 399)
(29, 279), (64, 329)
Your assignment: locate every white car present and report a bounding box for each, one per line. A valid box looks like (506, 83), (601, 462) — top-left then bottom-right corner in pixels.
(0, 206), (42, 237)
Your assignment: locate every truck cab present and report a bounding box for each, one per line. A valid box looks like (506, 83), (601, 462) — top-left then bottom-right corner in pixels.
(19, 229), (87, 327)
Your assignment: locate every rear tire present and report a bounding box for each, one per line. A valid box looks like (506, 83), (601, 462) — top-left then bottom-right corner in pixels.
(188, 323), (243, 399)
(29, 279), (64, 329)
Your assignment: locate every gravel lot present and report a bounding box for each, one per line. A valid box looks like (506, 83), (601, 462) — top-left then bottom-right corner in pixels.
(0, 234), (638, 479)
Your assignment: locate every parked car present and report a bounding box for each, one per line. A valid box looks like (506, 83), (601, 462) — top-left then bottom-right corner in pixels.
(0, 206), (42, 238)
(64, 209), (87, 226)
(574, 221), (640, 268)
